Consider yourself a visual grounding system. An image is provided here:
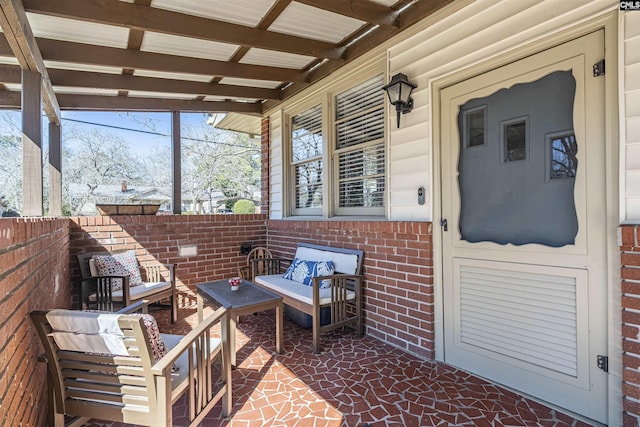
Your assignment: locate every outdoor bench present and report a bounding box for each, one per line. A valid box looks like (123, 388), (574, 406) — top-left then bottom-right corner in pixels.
(252, 243), (364, 353)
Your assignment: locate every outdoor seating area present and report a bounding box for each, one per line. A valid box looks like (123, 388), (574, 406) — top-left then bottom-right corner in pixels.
(66, 298), (592, 427)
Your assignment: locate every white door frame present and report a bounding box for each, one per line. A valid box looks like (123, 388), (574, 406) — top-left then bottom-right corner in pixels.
(430, 12), (620, 426)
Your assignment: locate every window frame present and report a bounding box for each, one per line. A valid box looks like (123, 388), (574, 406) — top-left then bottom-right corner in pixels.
(284, 71), (386, 218)
(286, 102), (328, 216)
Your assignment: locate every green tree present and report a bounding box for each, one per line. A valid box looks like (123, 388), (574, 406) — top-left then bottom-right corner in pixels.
(233, 199), (255, 214)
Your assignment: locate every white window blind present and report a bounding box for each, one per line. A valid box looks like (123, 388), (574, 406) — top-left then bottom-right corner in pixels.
(291, 105), (323, 213)
(334, 75), (385, 214)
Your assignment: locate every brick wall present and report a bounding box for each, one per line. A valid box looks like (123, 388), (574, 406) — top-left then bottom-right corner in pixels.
(267, 219), (434, 359)
(621, 225), (640, 426)
(69, 214), (268, 307)
(0, 218), (71, 426)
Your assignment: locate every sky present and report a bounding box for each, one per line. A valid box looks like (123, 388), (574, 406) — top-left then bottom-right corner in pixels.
(0, 110), (226, 154)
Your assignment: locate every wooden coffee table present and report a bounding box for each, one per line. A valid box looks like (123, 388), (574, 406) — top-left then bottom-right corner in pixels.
(197, 279), (283, 366)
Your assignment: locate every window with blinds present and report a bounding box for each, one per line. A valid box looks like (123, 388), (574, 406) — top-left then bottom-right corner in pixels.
(334, 75), (385, 214)
(291, 104), (323, 214)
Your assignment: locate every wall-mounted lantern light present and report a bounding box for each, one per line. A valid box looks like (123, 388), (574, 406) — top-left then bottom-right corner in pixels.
(382, 73), (417, 128)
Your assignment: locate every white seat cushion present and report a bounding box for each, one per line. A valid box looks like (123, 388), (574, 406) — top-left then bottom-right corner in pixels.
(88, 281), (172, 302)
(294, 247), (358, 275)
(255, 274), (355, 306)
(162, 334), (222, 392)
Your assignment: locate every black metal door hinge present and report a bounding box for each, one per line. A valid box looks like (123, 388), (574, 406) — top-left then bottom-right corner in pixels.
(597, 355), (608, 373)
(593, 60), (605, 77)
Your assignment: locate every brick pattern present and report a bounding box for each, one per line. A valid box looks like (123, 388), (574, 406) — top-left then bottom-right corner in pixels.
(261, 117), (270, 214)
(69, 214), (268, 307)
(0, 218), (71, 427)
(621, 225), (640, 426)
(267, 219), (434, 359)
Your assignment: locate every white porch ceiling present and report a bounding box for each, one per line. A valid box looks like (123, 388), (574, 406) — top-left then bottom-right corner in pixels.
(0, 0), (455, 118)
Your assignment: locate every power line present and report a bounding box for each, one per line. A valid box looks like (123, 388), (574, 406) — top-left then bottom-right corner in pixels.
(61, 117), (260, 151)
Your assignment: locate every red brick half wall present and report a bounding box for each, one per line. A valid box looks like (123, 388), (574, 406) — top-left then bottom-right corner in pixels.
(0, 218), (71, 427)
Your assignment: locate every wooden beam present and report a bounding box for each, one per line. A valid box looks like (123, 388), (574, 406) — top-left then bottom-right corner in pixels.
(0, 89), (21, 106)
(23, 0), (344, 60)
(0, 0), (60, 123)
(34, 37), (307, 83)
(56, 93), (263, 113)
(48, 121), (62, 216)
(0, 63), (21, 83)
(294, 0), (399, 28)
(47, 69), (282, 100)
(21, 69), (43, 216)
(171, 111), (181, 215)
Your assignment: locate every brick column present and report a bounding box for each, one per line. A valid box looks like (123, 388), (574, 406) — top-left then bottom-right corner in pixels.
(621, 225), (640, 426)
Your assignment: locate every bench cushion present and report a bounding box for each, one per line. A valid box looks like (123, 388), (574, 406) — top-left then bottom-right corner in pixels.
(255, 274), (355, 306)
(88, 281), (172, 302)
(294, 246), (358, 275)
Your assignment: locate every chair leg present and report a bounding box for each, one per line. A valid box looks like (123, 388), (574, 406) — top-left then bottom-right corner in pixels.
(171, 294), (178, 323)
(312, 313), (321, 354)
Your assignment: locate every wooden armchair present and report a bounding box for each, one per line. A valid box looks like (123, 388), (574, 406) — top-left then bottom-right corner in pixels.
(30, 301), (232, 427)
(238, 246), (272, 281)
(77, 250), (178, 323)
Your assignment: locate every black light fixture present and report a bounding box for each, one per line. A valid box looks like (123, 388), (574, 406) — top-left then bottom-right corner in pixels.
(382, 73), (417, 128)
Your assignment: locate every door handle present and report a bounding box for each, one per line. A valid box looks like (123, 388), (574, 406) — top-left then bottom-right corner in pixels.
(440, 219), (448, 231)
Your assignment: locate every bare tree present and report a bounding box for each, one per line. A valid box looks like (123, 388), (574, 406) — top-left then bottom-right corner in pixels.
(0, 112), (22, 214)
(63, 127), (149, 215)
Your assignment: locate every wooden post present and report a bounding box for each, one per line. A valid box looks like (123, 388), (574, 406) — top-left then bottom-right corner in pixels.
(48, 122), (62, 216)
(21, 69), (43, 217)
(172, 111), (182, 215)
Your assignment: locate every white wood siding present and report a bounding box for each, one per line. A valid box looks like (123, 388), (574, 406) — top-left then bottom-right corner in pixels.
(387, 0), (617, 221)
(623, 11), (640, 221)
(269, 111), (283, 219)
(266, 0), (622, 221)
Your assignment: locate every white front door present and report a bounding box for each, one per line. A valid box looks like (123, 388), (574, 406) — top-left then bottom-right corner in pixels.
(440, 31), (608, 423)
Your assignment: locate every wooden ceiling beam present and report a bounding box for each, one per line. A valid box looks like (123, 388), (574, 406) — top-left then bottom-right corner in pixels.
(0, 63), (21, 83)
(57, 94), (263, 113)
(294, 0), (399, 28)
(0, 89), (264, 112)
(0, 0), (60, 123)
(33, 37), (307, 82)
(47, 68), (282, 100)
(0, 88), (20, 107)
(22, 0), (345, 60)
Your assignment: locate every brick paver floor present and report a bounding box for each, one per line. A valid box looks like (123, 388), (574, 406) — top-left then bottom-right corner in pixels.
(82, 297), (594, 427)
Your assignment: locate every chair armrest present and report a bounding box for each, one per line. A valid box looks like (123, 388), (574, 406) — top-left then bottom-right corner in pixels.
(311, 274), (364, 301)
(151, 304), (230, 375)
(117, 299), (151, 314)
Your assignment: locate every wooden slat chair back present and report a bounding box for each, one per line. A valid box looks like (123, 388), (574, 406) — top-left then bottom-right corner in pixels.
(238, 246), (272, 281)
(77, 250), (178, 323)
(30, 303), (232, 427)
